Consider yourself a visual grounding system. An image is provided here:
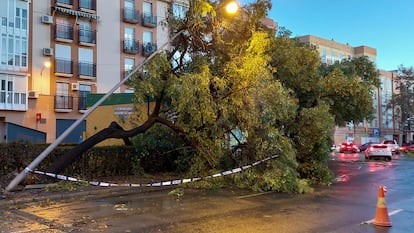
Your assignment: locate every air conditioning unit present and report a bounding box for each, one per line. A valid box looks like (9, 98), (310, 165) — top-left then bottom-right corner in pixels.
(43, 48), (53, 56)
(28, 91), (39, 98)
(41, 15), (53, 24)
(71, 83), (80, 91)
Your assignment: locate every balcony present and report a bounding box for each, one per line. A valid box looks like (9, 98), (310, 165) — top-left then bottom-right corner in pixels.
(0, 91), (27, 111)
(55, 58), (74, 77)
(142, 13), (157, 28)
(54, 95), (73, 112)
(79, 0), (96, 13)
(55, 24), (74, 42)
(123, 39), (140, 54)
(79, 29), (96, 46)
(123, 7), (139, 24)
(142, 42), (157, 57)
(78, 61), (96, 79)
(55, 0), (73, 8)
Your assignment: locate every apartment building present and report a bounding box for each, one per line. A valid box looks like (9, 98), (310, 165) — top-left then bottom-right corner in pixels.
(0, 0), (182, 144)
(297, 35), (400, 145)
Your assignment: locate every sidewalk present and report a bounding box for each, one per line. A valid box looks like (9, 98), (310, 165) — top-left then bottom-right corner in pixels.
(0, 183), (172, 210)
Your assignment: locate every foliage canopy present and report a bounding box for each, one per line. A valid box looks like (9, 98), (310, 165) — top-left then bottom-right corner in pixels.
(126, 0), (380, 192)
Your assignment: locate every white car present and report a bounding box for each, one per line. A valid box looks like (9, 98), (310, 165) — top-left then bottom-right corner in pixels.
(365, 144), (392, 161)
(381, 140), (400, 154)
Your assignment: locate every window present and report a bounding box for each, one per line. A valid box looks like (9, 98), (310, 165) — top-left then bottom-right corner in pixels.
(0, 80), (6, 104)
(1, 34), (6, 65)
(124, 0), (136, 20)
(78, 84), (91, 110)
(8, 35), (13, 65)
(14, 36), (20, 66)
(1, 17), (6, 27)
(143, 2), (152, 15)
(56, 18), (73, 40)
(79, 20), (94, 43)
(124, 27), (135, 47)
(78, 48), (94, 77)
(56, 44), (72, 74)
(15, 8), (21, 29)
(22, 9), (27, 30)
(55, 82), (70, 109)
(321, 48), (327, 62)
(21, 37), (27, 67)
(56, 82), (69, 96)
(173, 3), (188, 19)
(125, 58), (134, 71)
(143, 31), (153, 44)
(125, 0), (134, 9)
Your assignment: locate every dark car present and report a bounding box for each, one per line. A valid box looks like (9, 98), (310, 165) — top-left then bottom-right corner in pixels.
(358, 142), (377, 152)
(339, 142), (359, 153)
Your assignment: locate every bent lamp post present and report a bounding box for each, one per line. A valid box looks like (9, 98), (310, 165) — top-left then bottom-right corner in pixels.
(6, 0), (239, 192)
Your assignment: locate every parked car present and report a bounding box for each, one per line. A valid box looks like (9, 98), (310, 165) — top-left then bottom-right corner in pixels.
(381, 140), (400, 154)
(365, 144), (392, 161)
(330, 144), (339, 152)
(339, 142), (359, 153)
(400, 143), (414, 153)
(358, 142), (377, 152)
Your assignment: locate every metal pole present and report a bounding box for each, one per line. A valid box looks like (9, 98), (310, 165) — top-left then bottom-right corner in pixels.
(6, 30), (184, 191)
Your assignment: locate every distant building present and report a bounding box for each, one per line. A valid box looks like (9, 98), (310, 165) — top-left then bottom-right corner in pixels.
(297, 35), (401, 145)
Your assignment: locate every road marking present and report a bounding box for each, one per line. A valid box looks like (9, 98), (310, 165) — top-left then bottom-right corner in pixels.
(236, 191), (274, 199)
(361, 209), (403, 224)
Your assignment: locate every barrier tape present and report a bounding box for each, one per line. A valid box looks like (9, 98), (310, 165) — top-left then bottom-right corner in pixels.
(29, 154), (280, 187)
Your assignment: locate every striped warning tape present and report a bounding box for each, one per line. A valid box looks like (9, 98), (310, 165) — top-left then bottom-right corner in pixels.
(28, 154), (280, 187)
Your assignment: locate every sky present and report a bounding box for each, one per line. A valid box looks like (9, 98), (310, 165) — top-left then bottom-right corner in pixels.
(240, 0), (414, 71)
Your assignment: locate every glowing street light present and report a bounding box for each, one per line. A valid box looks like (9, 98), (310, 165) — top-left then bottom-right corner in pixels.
(40, 61), (51, 76)
(224, 1), (239, 15)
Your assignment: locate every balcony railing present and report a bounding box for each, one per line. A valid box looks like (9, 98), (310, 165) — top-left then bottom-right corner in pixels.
(123, 7), (139, 23)
(123, 39), (139, 54)
(79, 0), (96, 11)
(55, 24), (74, 41)
(78, 61), (96, 78)
(79, 29), (96, 45)
(54, 95), (73, 110)
(55, 58), (73, 75)
(142, 42), (157, 57)
(142, 13), (157, 27)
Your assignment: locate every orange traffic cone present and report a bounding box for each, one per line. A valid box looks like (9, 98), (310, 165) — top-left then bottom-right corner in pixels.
(373, 185), (392, 227)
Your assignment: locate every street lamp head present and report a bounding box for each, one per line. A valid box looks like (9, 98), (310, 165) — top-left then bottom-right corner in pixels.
(44, 61), (51, 68)
(224, 1), (238, 15)
(40, 61), (51, 76)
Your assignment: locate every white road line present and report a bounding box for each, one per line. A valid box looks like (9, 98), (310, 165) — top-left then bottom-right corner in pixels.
(236, 191), (274, 199)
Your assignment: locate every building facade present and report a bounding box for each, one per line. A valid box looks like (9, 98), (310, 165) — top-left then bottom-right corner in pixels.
(0, 0), (179, 144)
(297, 35), (401, 145)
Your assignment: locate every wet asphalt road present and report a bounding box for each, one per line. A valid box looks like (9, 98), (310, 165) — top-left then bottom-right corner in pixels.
(1, 153), (414, 233)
